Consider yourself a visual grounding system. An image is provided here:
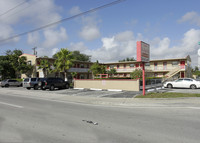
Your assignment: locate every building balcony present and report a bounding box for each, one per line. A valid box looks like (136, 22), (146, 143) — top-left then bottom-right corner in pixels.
(114, 65), (186, 73)
(68, 68), (90, 73)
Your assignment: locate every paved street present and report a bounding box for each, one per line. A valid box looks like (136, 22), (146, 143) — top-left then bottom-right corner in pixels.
(0, 88), (200, 143)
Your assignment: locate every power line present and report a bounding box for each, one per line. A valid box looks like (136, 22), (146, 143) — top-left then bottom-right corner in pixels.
(0, 0), (27, 17)
(0, 0), (126, 44)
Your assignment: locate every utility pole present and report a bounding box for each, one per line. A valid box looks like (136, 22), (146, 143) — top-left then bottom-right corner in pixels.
(32, 47), (37, 56)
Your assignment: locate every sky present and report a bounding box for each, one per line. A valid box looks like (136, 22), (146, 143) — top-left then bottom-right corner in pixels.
(0, 0), (200, 67)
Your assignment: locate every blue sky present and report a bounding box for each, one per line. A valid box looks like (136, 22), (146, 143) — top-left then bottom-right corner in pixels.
(0, 0), (200, 67)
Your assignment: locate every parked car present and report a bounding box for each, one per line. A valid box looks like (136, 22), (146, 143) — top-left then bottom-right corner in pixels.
(23, 78), (45, 90)
(0, 79), (22, 87)
(163, 78), (200, 89)
(38, 77), (69, 91)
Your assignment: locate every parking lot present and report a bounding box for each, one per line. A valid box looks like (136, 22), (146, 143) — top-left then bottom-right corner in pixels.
(2, 86), (200, 98)
(2, 86), (141, 98)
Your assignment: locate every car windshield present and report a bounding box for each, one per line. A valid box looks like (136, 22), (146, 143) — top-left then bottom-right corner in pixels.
(24, 78), (29, 82)
(175, 79), (183, 82)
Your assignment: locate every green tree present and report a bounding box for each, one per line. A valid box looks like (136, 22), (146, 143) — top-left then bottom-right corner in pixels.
(38, 59), (52, 77)
(72, 51), (91, 62)
(6, 49), (23, 78)
(18, 56), (33, 77)
(119, 57), (135, 62)
(54, 48), (74, 81)
(0, 56), (15, 79)
(107, 68), (117, 77)
(130, 69), (142, 79)
(90, 62), (106, 79)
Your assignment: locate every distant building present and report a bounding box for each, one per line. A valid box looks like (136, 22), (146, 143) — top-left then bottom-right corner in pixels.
(20, 54), (93, 81)
(20, 53), (192, 81)
(103, 55), (192, 80)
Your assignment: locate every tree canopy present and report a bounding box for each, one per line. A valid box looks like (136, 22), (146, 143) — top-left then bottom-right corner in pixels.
(53, 50), (91, 62)
(119, 57), (135, 62)
(0, 49), (33, 79)
(90, 62), (106, 78)
(54, 48), (75, 80)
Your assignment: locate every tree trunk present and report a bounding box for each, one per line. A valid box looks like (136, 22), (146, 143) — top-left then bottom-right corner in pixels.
(64, 72), (67, 81)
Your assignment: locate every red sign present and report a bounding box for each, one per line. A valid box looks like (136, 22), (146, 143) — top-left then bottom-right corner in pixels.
(137, 41), (150, 62)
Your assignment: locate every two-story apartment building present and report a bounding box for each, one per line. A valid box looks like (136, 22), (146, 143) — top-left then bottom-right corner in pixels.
(20, 53), (192, 81)
(20, 54), (93, 80)
(104, 55), (192, 80)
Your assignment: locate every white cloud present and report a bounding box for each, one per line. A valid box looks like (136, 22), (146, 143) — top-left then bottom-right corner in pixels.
(69, 42), (88, 51)
(80, 26), (100, 41)
(178, 11), (200, 26)
(27, 32), (40, 45)
(150, 29), (200, 66)
(69, 6), (81, 15)
(0, 0), (62, 45)
(42, 27), (68, 48)
(71, 29), (200, 67)
(78, 12), (101, 41)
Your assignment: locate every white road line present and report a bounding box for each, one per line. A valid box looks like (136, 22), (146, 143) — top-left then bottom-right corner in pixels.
(187, 107), (200, 110)
(0, 101), (23, 108)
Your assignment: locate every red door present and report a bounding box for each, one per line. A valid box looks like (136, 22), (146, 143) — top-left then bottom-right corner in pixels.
(180, 61), (185, 69)
(181, 72), (184, 78)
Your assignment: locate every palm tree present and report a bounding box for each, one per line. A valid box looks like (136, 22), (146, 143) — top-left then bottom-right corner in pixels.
(38, 59), (51, 77)
(54, 48), (74, 81)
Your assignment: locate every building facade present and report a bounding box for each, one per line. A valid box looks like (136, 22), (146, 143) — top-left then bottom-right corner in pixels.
(104, 55), (192, 80)
(20, 54), (93, 81)
(20, 53), (192, 81)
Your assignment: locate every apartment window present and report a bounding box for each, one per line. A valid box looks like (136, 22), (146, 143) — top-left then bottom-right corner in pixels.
(80, 74), (84, 79)
(110, 65), (115, 69)
(27, 60), (32, 65)
(154, 62), (158, 70)
(80, 64), (84, 68)
(117, 65), (119, 69)
(163, 62), (167, 70)
(124, 64), (126, 69)
(130, 64), (134, 68)
(172, 61), (178, 66)
(145, 63), (150, 66)
(124, 73), (127, 77)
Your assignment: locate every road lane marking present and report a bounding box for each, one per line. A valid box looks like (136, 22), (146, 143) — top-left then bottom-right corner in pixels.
(187, 107), (200, 110)
(0, 101), (23, 108)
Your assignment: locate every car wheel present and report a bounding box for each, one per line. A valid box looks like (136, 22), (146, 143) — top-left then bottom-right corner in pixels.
(65, 84), (69, 89)
(5, 84), (9, 88)
(190, 84), (196, 89)
(167, 84), (173, 88)
(26, 87), (31, 90)
(50, 85), (54, 91)
(34, 85), (39, 90)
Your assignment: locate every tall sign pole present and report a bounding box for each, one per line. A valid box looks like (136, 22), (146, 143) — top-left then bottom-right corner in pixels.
(137, 41), (150, 96)
(198, 42), (200, 70)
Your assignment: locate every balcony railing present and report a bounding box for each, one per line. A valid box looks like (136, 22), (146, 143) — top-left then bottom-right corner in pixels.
(68, 68), (90, 73)
(114, 65), (186, 73)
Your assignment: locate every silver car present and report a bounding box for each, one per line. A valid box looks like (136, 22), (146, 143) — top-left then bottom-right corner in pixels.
(23, 78), (43, 90)
(0, 79), (22, 87)
(163, 78), (200, 89)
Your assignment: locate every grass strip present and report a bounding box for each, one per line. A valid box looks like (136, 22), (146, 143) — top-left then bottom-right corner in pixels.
(135, 92), (200, 98)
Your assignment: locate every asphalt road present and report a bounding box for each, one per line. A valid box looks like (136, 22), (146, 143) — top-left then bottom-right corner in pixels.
(0, 89), (200, 143)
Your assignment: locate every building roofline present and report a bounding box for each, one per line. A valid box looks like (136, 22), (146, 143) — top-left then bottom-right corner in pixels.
(20, 53), (36, 57)
(103, 56), (190, 65)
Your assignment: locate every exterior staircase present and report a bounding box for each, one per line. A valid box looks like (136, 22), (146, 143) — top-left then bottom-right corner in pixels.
(163, 67), (181, 82)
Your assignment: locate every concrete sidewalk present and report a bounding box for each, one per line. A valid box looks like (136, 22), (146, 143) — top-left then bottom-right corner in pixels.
(1, 88), (200, 107)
